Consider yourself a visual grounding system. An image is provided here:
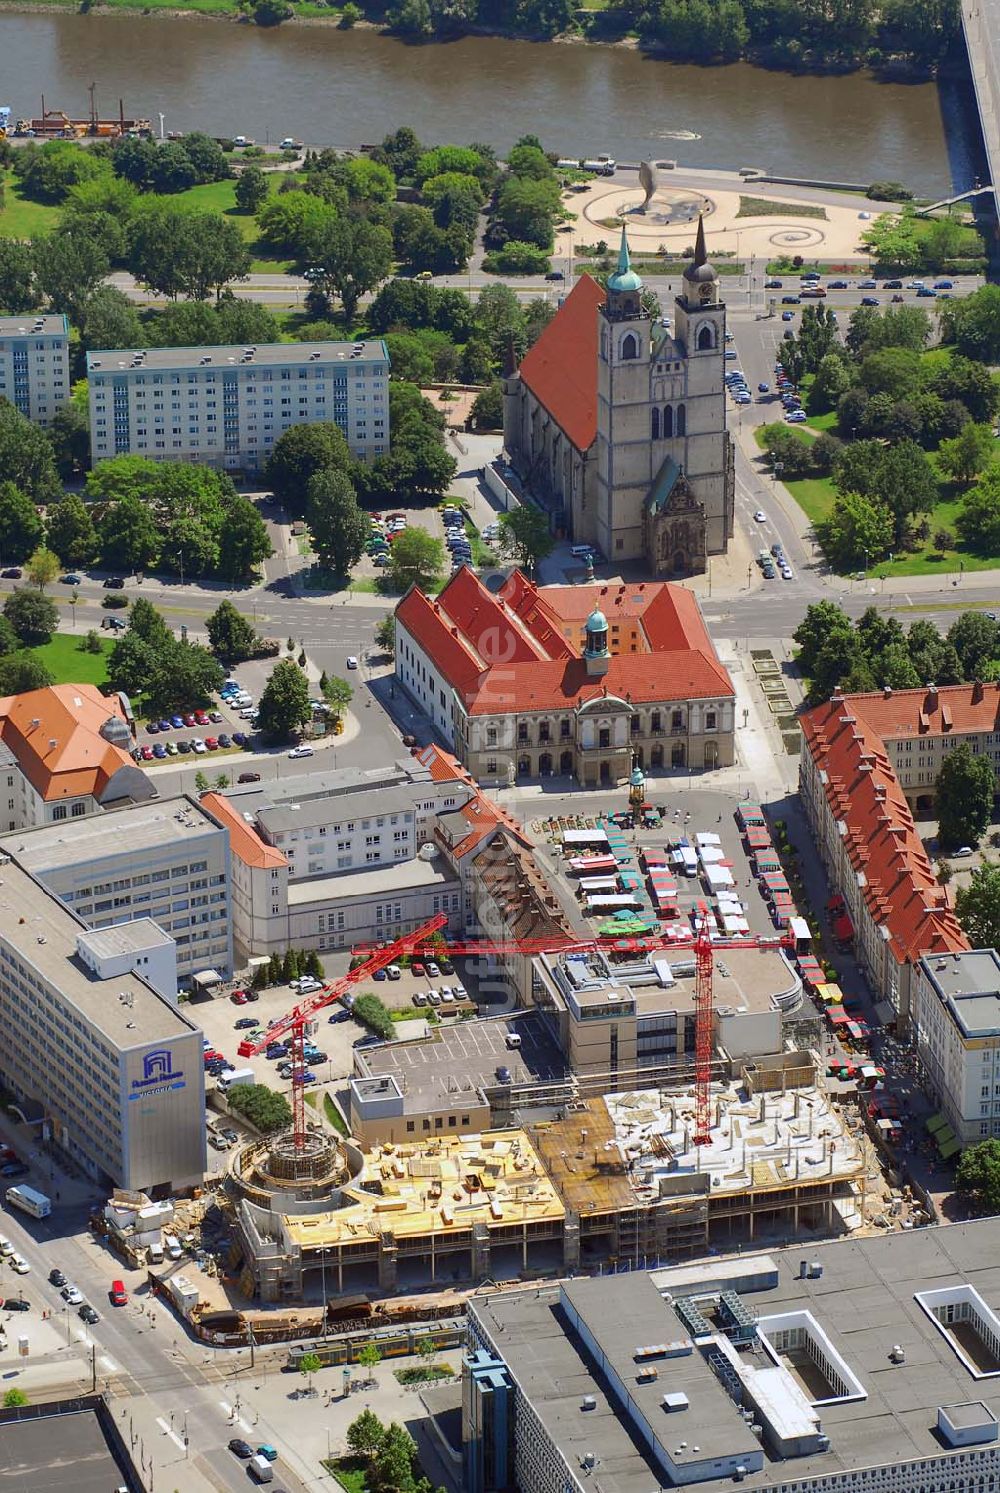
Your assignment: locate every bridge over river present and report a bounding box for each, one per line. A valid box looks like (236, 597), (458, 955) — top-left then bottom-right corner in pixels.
(961, 2), (1000, 232)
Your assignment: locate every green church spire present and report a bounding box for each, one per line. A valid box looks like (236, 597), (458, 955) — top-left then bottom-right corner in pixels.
(607, 222), (643, 294)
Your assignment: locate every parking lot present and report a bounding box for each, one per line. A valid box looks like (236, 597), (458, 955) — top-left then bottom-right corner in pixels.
(361, 1010), (567, 1096)
(131, 671), (260, 767)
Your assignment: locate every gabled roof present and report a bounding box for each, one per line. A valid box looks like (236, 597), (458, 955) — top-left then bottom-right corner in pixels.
(516, 274), (605, 454)
(0, 684), (140, 803)
(396, 568), (733, 717)
(837, 682), (1000, 739)
(201, 792), (288, 871)
(800, 698), (968, 967)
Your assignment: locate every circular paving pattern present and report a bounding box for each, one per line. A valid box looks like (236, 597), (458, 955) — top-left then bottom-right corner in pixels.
(767, 225), (826, 248)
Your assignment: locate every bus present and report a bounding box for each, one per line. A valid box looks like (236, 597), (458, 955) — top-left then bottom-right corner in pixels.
(5, 1184), (51, 1219)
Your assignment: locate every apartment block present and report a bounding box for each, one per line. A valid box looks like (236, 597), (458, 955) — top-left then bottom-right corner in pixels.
(0, 313), (70, 424)
(0, 797), (233, 983)
(912, 948), (1000, 1148)
(87, 338), (390, 471)
(0, 860), (205, 1191)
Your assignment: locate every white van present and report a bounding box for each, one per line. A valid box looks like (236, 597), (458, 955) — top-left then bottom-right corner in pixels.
(147, 1240), (164, 1265)
(248, 1454), (274, 1483)
(505, 1032), (522, 1050)
(164, 1234), (182, 1261)
(570, 544), (594, 559)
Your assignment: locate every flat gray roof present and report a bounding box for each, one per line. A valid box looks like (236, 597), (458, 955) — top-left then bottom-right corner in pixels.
(258, 784), (419, 835)
(0, 1403), (133, 1492)
(0, 313), (67, 338)
(223, 759), (444, 817)
(0, 859), (195, 1049)
(286, 855), (457, 906)
(79, 919), (174, 957)
(473, 1220), (1000, 1493)
(0, 797), (220, 871)
(87, 337), (388, 372)
(922, 949), (1000, 1000)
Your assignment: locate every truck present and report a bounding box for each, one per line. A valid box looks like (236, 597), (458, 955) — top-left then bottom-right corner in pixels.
(163, 1233), (182, 1261)
(218, 1067), (255, 1093)
(5, 1184), (52, 1219)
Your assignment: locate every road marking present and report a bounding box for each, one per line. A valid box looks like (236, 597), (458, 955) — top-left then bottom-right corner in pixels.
(219, 1399), (252, 1432)
(157, 1416), (187, 1451)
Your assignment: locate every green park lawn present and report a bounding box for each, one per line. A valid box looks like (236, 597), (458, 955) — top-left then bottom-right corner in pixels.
(29, 631), (113, 686)
(0, 169), (294, 274)
(754, 426), (1000, 578)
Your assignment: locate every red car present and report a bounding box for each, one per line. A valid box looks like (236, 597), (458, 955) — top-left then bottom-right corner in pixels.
(141, 745), (154, 761)
(204, 737), (219, 750)
(110, 1279), (128, 1307)
(411, 961), (425, 976)
(195, 710), (210, 726)
(231, 991), (248, 1005)
(183, 713), (197, 727)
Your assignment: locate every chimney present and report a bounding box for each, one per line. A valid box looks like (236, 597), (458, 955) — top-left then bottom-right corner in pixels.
(883, 685), (892, 699)
(926, 682), (938, 703)
(973, 678), (984, 703)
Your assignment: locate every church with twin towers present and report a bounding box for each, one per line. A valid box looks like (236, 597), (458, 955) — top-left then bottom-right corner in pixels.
(502, 218), (735, 576)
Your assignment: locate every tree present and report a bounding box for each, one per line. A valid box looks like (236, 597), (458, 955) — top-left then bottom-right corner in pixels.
(0, 403), (61, 504)
(235, 165), (269, 214)
(941, 282), (1000, 364)
(793, 601), (853, 679)
(387, 529), (444, 593)
(257, 658), (311, 739)
(374, 615), (395, 655)
(48, 401), (91, 478)
(908, 620), (963, 686)
(956, 1138), (1000, 1216)
(0, 239), (39, 313)
(347, 1408), (386, 1461)
(206, 600), (259, 663)
(97, 495), (161, 573)
(306, 468), (369, 576)
(860, 210), (923, 271)
(308, 216), (394, 324)
(807, 353), (852, 414)
(264, 422), (352, 517)
(475, 282), (526, 363)
(0, 482), (44, 564)
(938, 423), (997, 485)
(33, 228), (110, 323)
(956, 861), (1000, 949)
(936, 742), (996, 850)
(298, 1351), (322, 1395)
(77, 284), (143, 360)
(358, 1342), (382, 1380)
(497, 506), (554, 572)
(416, 1335), (438, 1369)
(3, 588), (59, 646)
(0, 653), (55, 694)
(225, 1083), (293, 1134)
(819, 492), (893, 571)
(218, 492), (272, 580)
(2, 1389), (27, 1409)
(372, 1422), (417, 1493)
(948, 612), (1000, 679)
(322, 675), (353, 719)
(145, 641), (224, 715)
(957, 468), (1000, 555)
(26, 545), (60, 592)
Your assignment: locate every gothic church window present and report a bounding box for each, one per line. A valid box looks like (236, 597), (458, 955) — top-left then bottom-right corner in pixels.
(697, 324), (715, 351)
(677, 404), (686, 436)
(663, 406), (674, 439)
(651, 408), (659, 439)
(620, 333), (638, 361)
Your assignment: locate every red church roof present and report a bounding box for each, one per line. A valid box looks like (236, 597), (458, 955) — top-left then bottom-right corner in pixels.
(516, 274), (605, 454)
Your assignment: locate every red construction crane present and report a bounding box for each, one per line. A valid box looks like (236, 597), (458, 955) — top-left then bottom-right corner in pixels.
(238, 906), (797, 1152)
(236, 913), (448, 1146)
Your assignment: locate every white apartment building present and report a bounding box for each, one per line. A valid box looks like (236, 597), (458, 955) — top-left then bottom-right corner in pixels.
(0, 860), (205, 1192)
(912, 949), (1000, 1147)
(0, 313), (70, 425)
(86, 338), (390, 471)
(199, 761), (475, 961)
(0, 797), (233, 983)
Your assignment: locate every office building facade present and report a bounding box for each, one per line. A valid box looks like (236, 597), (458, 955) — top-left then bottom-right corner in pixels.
(912, 948), (1000, 1147)
(87, 338), (390, 471)
(0, 861), (205, 1191)
(1, 797), (233, 983)
(0, 313), (70, 424)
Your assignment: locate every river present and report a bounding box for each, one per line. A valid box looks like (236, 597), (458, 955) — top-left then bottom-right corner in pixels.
(0, 10), (983, 196)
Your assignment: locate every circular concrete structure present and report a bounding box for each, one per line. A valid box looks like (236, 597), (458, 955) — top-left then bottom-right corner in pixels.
(229, 1128), (364, 1215)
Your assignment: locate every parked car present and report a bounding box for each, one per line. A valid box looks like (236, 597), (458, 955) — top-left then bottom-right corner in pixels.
(2, 1297), (30, 1311)
(103, 577), (125, 589)
(49, 1267), (67, 1287)
(110, 1280), (128, 1306)
(0, 568), (22, 579)
(288, 745), (314, 759)
(80, 1304), (100, 1324)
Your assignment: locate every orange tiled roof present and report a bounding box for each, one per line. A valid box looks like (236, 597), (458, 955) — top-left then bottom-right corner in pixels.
(397, 568), (732, 716)
(516, 274), (605, 453)
(800, 696), (968, 966)
(835, 682), (1000, 740)
(0, 684), (134, 802)
(201, 792), (288, 871)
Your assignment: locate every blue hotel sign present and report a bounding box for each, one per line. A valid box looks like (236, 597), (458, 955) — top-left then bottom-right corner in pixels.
(128, 1047), (186, 1102)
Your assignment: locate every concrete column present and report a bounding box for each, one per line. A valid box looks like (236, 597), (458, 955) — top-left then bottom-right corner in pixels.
(378, 1234), (397, 1292)
(563, 1213), (581, 1273)
(471, 1222), (491, 1281)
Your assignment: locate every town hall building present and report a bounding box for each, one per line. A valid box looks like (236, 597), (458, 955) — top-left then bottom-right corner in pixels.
(502, 219), (735, 576)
